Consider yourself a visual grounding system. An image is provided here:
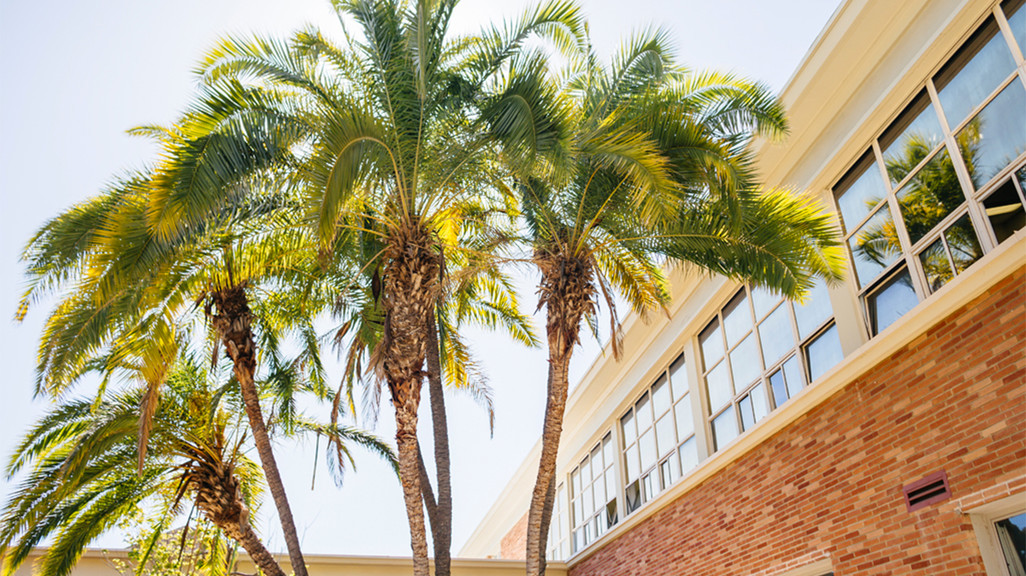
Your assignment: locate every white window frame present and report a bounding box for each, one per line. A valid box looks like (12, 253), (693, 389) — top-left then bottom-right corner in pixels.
(968, 492), (1026, 576)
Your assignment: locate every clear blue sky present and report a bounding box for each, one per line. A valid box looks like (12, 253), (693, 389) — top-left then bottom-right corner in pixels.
(0, 0), (842, 559)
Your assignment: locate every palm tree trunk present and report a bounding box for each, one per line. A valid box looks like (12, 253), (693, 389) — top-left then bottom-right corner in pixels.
(526, 252), (595, 576)
(525, 350), (572, 576)
(210, 286), (309, 576)
(224, 519), (287, 576)
(425, 312), (452, 576)
(379, 228), (441, 576)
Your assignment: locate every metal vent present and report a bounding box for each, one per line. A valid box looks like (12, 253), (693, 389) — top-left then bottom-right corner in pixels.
(903, 470), (951, 512)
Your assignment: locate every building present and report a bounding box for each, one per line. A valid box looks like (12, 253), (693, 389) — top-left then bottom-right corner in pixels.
(462, 0), (1026, 574)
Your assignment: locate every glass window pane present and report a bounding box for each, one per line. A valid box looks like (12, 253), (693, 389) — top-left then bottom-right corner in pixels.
(849, 204), (901, 287)
(655, 414), (676, 458)
(946, 214), (983, 274)
(706, 362), (732, 413)
(699, 319), (724, 367)
(895, 146), (965, 245)
(1006, 0), (1026, 55)
(712, 409), (740, 450)
(605, 468), (616, 503)
(679, 438), (698, 473)
(782, 355), (804, 399)
(770, 369), (788, 408)
(920, 237), (954, 294)
(867, 269), (919, 335)
(995, 512), (1026, 571)
(580, 457), (591, 487)
(625, 481), (641, 514)
(669, 355), (688, 400)
(593, 474), (606, 509)
(751, 382), (769, 422)
(652, 375), (671, 416)
(739, 394), (756, 430)
(935, 17), (1017, 128)
(730, 333), (762, 387)
(959, 81), (1026, 189)
(590, 445), (602, 476)
(642, 473), (656, 502)
(835, 150), (888, 232)
(605, 500), (618, 528)
(659, 458), (675, 489)
(806, 324), (844, 382)
(635, 392), (653, 432)
(621, 409), (636, 444)
(602, 435), (613, 468)
(625, 444), (640, 481)
(583, 483), (594, 516)
(571, 468), (581, 497)
(793, 278), (833, 339)
(759, 303), (796, 367)
(751, 285), (784, 320)
(983, 177), (1026, 243)
(722, 290), (752, 347)
(880, 90), (945, 185)
(674, 396), (694, 440)
(639, 429), (657, 471)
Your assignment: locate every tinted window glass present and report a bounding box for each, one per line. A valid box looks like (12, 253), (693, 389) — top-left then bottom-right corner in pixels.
(849, 204), (901, 287)
(880, 90), (945, 185)
(793, 278), (833, 339)
(895, 146), (964, 245)
(806, 324), (843, 381)
(867, 269), (919, 334)
(983, 177), (1026, 243)
(958, 81), (1026, 188)
(935, 17), (1017, 128)
(835, 151), (888, 231)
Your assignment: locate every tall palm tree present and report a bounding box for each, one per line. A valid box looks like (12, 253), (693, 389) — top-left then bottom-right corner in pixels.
(146, 2), (585, 572)
(481, 31), (846, 575)
(0, 359), (392, 576)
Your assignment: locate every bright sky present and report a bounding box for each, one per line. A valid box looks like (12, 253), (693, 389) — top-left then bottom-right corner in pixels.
(0, 0), (842, 560)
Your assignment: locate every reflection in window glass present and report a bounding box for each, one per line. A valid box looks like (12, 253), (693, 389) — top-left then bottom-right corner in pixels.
(895, 146), (964, 245)
(706, 362), (732, 412)
(920, 237), (953, 293)
(652, 376), (671, 415)
(679, 439), (698, 473)
(934, 17), (1017, 128)
(750, 286), (783, 320)
(835, 151), (888, 231)
(867, 269), (919, 334)
(849, 205), (901, 287)
(1006, 0), (1026, 56)
(699, 320), (724, 367)
(759, 304), (795, 368)
(794, 279), (833, 339)
(880, 90), (945, 185)
(958, 81), (1026, 189)
(946, 215), (983, 273)
(722, 291), (751, 347)
(983, 178), (1026, 243)
(730, 334), (762, 387)
(806, 324), (843, 382)
(995, 512), (1026, 573)
(783, 355), (804, 399)
(669, 355), (688, 399)
(712, 409), (739, 450)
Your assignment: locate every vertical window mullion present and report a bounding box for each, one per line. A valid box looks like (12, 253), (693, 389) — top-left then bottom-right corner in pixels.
(996, 3), (1025, 63)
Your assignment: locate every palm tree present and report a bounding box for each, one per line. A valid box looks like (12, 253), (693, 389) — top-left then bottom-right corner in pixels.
(481, 31), (845, 574)
(146, 2), (585, 572)
(17, 156), (333, 576)
(0, 359), (392, 576)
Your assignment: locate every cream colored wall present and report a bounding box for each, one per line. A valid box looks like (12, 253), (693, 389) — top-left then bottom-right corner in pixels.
(462, 0), (1013, 560)
(9, 549), (568, 576)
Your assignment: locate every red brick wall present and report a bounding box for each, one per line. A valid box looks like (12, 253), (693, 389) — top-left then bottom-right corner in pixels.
(501, 512), (528, 560)
(566, 267), (1026, 576)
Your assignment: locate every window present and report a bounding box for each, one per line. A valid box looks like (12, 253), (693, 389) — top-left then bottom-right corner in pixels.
(621, 355), (697, 515)
(569, 434), (616, 553)
(833, 3), (1026, 335)
(547, 482), (569, 561)
(700, 283), (842, 452)
(969, 493), (1026, 576)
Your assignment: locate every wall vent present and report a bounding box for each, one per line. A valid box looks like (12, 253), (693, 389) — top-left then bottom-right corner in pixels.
(902, 470), (951, 512)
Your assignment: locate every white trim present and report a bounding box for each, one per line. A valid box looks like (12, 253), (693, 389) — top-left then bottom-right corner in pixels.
(967, 493), (1026, 576)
